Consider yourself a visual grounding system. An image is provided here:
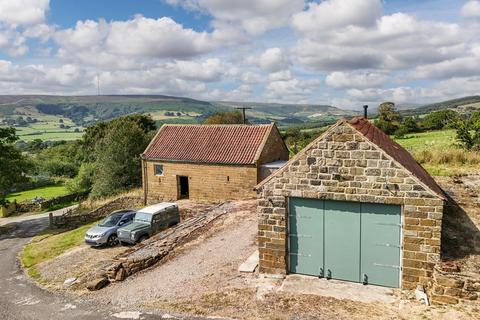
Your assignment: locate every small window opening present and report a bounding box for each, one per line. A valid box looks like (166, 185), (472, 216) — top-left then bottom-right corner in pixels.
(227, 176), (230, 182)
(154, 164), (164, 176)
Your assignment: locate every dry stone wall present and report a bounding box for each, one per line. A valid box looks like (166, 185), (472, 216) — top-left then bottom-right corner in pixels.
(429, 264), (480, 304)
(257, 123), (444, 289)
(52, 196), (142, 228)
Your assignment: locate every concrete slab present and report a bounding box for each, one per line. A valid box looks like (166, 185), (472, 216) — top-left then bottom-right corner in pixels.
(279, 274), (397, 304)
(238, 250), (259, 273)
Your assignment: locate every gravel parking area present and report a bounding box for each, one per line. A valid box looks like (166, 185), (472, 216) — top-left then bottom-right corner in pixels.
(88, 200), (257, 306)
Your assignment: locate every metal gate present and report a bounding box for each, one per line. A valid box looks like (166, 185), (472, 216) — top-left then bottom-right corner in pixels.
(288, 198), (401, 287)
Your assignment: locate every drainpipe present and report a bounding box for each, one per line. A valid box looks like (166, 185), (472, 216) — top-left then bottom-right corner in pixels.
(142, 158), (148, 205)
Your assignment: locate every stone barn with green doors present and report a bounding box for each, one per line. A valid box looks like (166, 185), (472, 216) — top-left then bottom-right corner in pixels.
(255, 117), (446, 289)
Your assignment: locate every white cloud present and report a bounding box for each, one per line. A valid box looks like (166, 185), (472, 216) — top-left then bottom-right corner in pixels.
(326, 71), (388, 89)
(266, 78), (320, 102)
(347, 87), (417, 104)
(0, 0), (49, 26)
(166, 0), (304, 35)
(258, 47), (289, 72)
(106, 16), (213, 58)
(292, 0), (382, 35)
(268, 70), (292, 82)
(54, 16), (216, 69)
(166, 58), (225, 82)
(462, 0), (480, 17)
(293, 6), (468, 71)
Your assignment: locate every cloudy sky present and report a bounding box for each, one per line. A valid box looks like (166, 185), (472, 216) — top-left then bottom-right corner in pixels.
(0, 0), (479, 108)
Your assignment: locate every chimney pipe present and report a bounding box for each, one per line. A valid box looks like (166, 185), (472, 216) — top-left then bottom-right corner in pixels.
(363, 105), (368, 119)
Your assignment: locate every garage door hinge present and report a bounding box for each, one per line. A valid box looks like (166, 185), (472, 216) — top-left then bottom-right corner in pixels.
(375, 243), (401, 248)
(288, 252), (312, 257)
(288, 234), (313, 238)
(373, 263), (401, 269)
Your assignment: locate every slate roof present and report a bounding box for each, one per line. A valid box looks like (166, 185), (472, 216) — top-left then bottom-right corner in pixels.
(142, 124), (274, 165)
(347, 117), (445, 199)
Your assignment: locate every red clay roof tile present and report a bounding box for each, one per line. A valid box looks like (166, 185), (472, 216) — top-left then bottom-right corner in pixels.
(142, 124), (273, 165)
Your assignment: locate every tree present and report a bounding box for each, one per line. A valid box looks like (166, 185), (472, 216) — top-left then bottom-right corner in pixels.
(422, 109), (460, 131)
(79, 114), (155, 162)
(66, 162), (95, 193)
(375, 102), (401, 135)
(0, 128), (31, 204)
(90, 119), (151, 198)
(455, 116), (480, 150)
(204, 111), (244, 124)
(33, 142), (82, 178)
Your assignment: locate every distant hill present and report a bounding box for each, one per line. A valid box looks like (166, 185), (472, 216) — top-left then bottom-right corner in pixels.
(0, 95), (356, 129)
(402, 96), (480, 116)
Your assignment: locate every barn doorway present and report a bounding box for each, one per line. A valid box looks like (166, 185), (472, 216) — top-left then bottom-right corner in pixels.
(178, 176), (189, 199)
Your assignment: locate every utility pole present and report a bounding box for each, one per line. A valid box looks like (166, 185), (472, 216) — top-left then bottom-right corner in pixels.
(97, 72), (100, 96)
(235, 107), (252, 124)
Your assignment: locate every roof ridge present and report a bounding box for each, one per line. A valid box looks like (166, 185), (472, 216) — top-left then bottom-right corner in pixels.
(161, 123), (273, 127)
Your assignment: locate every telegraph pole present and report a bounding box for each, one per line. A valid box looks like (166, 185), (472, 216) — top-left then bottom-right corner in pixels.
(97, 72), (100, 96)
(235, 107), (252, 124)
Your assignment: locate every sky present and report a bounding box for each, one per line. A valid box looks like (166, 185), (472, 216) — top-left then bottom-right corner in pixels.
(0, 0), (479, 109)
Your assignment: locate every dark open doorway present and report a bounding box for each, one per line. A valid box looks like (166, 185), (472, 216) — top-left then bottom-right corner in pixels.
(178, 176), (189, 199)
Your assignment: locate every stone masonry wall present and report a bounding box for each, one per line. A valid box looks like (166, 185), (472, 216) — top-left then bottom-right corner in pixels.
(257, 123), (444, 289)
(144, 160), (258, 202)
(429, 264), (480, 304)
(52, 196), (142, 228)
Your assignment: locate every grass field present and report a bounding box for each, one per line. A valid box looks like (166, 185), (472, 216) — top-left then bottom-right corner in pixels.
(20, 221), (97, 280)
(0, 114), (84, 141)
(394, 129), (456, 151)
(6, 184), (70, 203)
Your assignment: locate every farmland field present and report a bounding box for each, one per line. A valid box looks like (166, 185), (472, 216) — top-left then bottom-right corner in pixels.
(6, 184), (71, 203)
(1, 114), (84, 142)
(393, 129), (456, 152)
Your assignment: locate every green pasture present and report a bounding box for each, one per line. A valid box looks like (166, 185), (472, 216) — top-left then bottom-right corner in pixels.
(6, 184), (71, 203)
(393, 129), (456, 152)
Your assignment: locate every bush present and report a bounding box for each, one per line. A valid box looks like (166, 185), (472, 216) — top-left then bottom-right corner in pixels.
(66, 163), (95, 194)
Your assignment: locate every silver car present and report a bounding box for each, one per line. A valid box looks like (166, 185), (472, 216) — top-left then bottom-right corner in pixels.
(85, 209), (136, 247)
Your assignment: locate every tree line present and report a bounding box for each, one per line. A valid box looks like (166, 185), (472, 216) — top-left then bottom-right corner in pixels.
(375, 102), (480, 150)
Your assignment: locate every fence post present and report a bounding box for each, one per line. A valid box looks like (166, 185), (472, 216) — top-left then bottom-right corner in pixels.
(49, 212), (53, 228)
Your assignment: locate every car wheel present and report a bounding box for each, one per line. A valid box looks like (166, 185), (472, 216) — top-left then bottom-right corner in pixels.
(107, 234), (119, 247)
(138, 235), (149, 243)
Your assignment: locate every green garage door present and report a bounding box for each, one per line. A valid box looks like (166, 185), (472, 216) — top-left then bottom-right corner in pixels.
(361, 203), (401, 287)
(288, 198), (324, 276)
(288, 198), (401, 287)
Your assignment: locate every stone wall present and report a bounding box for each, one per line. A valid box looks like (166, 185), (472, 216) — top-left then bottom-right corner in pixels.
(256, 123), (444, 289)
(143, 160), (258, 202)
(15, 192), (88, 213)
(429, 264), (480, 304)
(52, 196), (142, 228)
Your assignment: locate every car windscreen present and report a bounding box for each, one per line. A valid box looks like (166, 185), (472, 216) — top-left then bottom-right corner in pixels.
(99, 213), (123, 227)
(134, 212), (152, 223)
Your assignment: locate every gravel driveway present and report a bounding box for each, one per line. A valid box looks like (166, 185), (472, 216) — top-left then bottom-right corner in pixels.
(89, 200), (258, 307)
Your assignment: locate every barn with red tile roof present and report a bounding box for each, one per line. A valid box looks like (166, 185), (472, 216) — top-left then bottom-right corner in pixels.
(141, 123), (289, 202)
(255, 117), (446, 290)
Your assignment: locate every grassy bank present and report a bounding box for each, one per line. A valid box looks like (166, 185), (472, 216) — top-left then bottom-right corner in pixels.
(20, 222), (96, 280)
(6, 184), (70, 203)
(394, 129), (456, 151)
